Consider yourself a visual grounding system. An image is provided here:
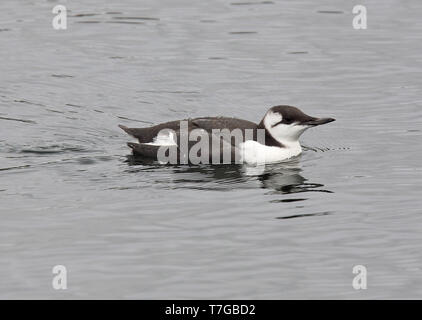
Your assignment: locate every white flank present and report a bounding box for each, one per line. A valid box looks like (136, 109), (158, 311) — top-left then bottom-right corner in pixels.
(240, 140), (302, 165)
(145, 131), (177, 146)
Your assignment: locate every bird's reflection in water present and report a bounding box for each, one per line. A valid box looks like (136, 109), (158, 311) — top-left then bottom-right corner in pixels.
(126, 155), (247, 190)
(125, 155), (333, 196)
(254, 161), (333, 195)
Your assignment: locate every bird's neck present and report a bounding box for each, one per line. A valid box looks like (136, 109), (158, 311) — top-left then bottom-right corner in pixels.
(257, 120), (279, 147)
(258, 120), (300, 149)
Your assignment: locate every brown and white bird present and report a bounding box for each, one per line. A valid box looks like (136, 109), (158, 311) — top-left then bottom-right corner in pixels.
(119, 105), (335, 165)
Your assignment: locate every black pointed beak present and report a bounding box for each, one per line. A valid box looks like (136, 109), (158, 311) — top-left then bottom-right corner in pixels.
(301, 117), (335, 126)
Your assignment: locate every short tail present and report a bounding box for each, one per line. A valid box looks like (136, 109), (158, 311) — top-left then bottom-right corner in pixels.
(119, 124), (154, 143)
(119, 124), (132, 135)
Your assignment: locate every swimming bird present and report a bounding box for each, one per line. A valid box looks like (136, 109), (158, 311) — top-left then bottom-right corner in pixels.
(119, 105), (335, 165)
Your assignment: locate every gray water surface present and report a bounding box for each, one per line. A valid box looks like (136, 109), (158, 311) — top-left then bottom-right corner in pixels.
(1, 0), (421, 299)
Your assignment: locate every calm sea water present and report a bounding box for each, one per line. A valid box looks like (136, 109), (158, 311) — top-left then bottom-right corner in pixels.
(1, 0), (421, 299)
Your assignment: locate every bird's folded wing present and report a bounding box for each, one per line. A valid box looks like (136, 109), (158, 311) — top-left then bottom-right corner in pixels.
(191, 117), (258, 146)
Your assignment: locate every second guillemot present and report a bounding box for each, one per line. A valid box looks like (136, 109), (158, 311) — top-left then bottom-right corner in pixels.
(119, 105), (335, 165)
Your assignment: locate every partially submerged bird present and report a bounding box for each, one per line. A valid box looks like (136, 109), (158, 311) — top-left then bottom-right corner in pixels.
(119, 105), (335, 165)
